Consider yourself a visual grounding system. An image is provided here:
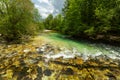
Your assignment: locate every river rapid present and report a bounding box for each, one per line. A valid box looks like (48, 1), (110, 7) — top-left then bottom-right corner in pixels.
(39, 32), (120, 60)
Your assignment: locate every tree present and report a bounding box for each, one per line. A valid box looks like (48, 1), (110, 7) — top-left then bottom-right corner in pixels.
(43, 14), (53, 29)
(62, 0), (120, 38)
(33, 8), (44, 32)
(0, 0), (39, 43)
(54, 14), (64, 31)
(43, 14), (64, 32)
(63, 0), (87, 35)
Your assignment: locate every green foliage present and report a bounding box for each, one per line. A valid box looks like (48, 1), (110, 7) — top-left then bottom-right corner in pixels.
(43, 14), (64, 33)
(61, 0), (120, 39)
(0, 0), (43, 43)
(84, 27), (95, 36)
(43, 14), (53, 29)
(41, 0), (120, 42)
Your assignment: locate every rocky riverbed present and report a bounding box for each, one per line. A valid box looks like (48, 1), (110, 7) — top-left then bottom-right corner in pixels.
(0, 40), (120, 80)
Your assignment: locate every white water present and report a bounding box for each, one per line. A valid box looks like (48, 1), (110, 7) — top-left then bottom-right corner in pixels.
(40, 33), (120, 60)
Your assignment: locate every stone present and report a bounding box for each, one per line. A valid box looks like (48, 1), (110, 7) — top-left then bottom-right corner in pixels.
(105, 73), (116, 80)
(43, 69), (53, 76)
(36, 47), (44, 54)
(23, 49), (30, 53)
(37, 67), (42, 74)
(62, 68), (74, 75)
(36, 67), (42, 80)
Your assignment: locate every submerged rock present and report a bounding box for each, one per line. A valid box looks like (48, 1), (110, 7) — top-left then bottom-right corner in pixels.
(105, 73), (116, 80)
(43, 69), (53, 76)
(37, 67), (42, 74)
(36, 67), (43, 80)
(62, 68), (74, 75)
(0, 42), (120, 80)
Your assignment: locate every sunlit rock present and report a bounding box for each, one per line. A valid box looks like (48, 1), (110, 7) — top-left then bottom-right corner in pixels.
(23, 49), (31, 53)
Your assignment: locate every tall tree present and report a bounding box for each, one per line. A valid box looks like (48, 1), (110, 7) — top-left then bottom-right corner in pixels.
(43, 14), (53, 29)
(0, 0), (39, 42)
(62, 0), (120, 38)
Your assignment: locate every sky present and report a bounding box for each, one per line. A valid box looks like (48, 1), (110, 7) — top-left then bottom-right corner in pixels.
(32, 0), (65, 18)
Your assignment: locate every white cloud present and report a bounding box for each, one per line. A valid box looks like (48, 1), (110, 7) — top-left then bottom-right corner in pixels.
(32, 0), (64, 18)
(38, 0), (49, 4)
(35, 4), (54, 18)
(33, 0), (54, 18)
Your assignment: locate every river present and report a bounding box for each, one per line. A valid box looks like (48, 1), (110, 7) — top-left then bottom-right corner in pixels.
(0, 32), (120, 80)
(39, 32), (120, 60)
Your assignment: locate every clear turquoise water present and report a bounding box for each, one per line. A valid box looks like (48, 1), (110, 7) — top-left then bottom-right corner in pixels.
(40, 32), (120, 55)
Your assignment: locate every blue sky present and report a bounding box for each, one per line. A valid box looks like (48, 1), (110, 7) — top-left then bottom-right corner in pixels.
(32, 0), (65, 18)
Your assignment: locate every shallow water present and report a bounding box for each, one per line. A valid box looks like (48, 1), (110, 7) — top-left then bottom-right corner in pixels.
(38, 32), (120, 60)
(0, 32), (120, 80)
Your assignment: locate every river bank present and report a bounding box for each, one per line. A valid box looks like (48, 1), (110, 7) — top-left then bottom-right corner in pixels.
(69, 33), (120, 47)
